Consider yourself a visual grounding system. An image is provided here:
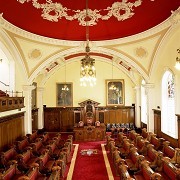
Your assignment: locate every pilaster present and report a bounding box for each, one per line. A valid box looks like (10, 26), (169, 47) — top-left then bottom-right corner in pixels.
(23, 85), (35, 134)
(37, 87), (44, 129)
(143, 83), (155, 132)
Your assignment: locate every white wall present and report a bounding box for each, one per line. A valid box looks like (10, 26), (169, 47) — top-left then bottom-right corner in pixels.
(43, 60), (135, 107)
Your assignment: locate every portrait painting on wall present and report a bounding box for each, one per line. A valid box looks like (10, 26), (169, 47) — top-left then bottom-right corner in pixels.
(57, 83), (73, 107)
(106, 79), (125, 106)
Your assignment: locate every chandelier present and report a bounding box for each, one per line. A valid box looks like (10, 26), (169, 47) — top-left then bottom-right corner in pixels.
(80, 0), (96, 87)
(109, 60), (117, 90)
(62, 60), (69, 92)
(175, 48), (180, 70)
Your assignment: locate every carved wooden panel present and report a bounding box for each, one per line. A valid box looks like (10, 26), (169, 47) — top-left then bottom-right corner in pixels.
(44, 111), (60, 131)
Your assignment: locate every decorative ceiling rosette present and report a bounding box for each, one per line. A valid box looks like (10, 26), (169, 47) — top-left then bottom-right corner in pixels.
(17, 0), (146, 26)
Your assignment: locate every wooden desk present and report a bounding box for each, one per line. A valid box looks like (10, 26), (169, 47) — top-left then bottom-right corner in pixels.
(74, 125), (106, 141)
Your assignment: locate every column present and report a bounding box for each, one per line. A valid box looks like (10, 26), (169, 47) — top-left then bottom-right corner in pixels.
(144, 83), (155, 132)
(37, 87), (44, 129)
(134, 86), (141, 128)
(23, 85), (36, 135)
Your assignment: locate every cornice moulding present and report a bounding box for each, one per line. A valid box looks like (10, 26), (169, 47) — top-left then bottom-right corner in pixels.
(0, 12), (172, 47)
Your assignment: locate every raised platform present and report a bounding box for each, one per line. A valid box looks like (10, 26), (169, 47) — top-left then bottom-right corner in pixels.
(73, 125), (106, 141)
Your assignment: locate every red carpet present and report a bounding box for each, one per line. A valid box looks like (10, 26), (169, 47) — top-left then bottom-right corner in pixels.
(72, 141), (109, 180)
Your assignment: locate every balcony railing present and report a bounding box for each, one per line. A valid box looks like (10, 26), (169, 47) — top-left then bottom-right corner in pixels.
(0, 90), (24, 112)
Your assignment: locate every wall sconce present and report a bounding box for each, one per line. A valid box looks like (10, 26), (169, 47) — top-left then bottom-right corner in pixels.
(175, 48), (180, 70)
(0, 59), (2, 63)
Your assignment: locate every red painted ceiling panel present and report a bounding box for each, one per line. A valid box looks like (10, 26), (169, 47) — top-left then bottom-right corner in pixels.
(0, 0), (179, 41)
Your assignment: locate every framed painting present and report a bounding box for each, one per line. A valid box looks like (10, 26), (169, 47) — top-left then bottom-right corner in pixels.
(106, 79), (125, 106)
(56, 83), (73, 107)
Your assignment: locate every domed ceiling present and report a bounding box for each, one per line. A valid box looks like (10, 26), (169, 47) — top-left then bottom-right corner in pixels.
(0, 0), (179, 41)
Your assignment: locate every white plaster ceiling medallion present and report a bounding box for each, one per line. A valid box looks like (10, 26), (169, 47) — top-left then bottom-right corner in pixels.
(135, 47), (147, 58)
(16, 0), (156, 26)
(28, 48), (42, 59)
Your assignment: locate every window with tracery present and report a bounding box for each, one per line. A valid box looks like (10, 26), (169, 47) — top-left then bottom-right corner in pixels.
(141, 80), (147, 124)
(161, 70), (177, 138)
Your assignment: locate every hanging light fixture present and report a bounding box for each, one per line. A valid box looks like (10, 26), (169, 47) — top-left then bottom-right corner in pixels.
(175, 48), (180, 70)
(80, 0), (96, 87)
(62, 60), (69, 92)
(109, 60), (117, 90)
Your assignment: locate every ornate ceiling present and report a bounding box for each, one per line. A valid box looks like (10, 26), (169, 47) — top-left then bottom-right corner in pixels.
(0, 1), (179, 85)
(0, 0), (179, 40)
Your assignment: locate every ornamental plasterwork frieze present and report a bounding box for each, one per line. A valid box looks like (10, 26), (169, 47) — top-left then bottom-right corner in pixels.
(0, 12), (171, 47)
(17, 0), (145, 26)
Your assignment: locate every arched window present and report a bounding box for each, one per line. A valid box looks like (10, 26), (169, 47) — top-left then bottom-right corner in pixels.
(0, 48), (15, 94)
(141, 80), (147, 124)
(161, 70), (177, 138)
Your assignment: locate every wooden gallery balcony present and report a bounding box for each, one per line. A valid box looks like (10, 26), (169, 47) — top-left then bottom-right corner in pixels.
(0, 91), (24, 112)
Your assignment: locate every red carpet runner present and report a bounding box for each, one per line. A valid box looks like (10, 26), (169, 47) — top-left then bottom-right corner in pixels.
(71, 141), (109, 180)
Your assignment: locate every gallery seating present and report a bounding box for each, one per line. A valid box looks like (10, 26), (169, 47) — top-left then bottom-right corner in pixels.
(133, 160), (162, 180)
(124, 147), (145, 173)
(149, 135), (164, 151)
(143, 144), (163, 170)
(156, 157), (180, 179)
(119, 139), (134, 158)
(117, 164), (134, 180)
(16, 149), (39, 173)
(36, 151), (58, 176)
(0, 131), (73, 179)
(18, 165), (47, 180)
(135, 136), (149, 155)
(30, 138), (47, 156)
(0, 164), (25, 180)
(0, 146), (18, 170)
(15, 137), (32, 154)
(112, 149), (125, 174)
(46, 140), (62, 160)
(26, 130), (39, 143)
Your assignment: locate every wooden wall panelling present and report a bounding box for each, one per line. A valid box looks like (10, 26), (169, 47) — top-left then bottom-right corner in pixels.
(104, 110), (110, 124)
(98, 111), (105, 123)
(32, 108), (38, 131)
(74, 111), (81, 124)
(44, 106), (135, 132)
(109, 110), (116, 123)
(44, 110), (60, 131)
(61, 110), (74, 132)
(153, 109), (161, 137)
(0, 113), (25, 151)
